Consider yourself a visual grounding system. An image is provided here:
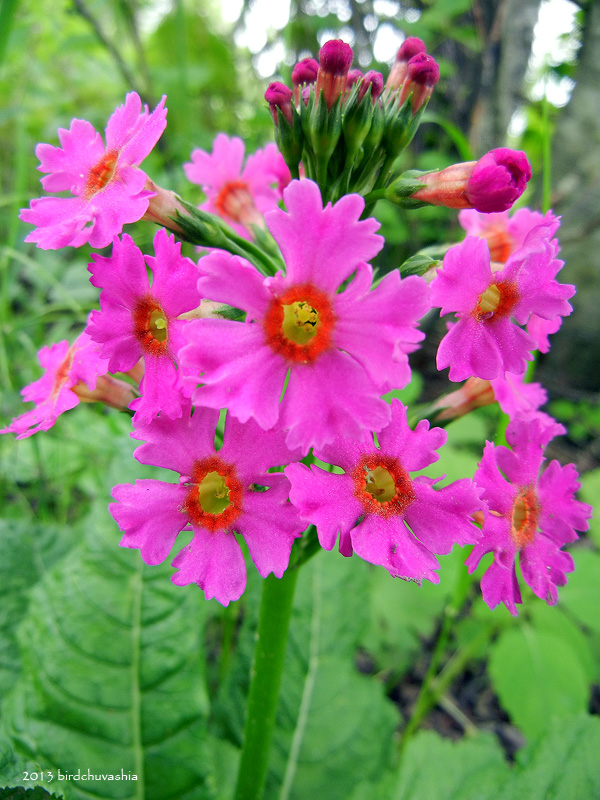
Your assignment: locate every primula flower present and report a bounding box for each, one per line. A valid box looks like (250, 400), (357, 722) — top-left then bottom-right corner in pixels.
(431, 231), (574, 382)
(183, 133), (291, 239)
(466, 417), (592, 615)
(386, 37), (427, 89)
(86, 228), (200, 423)
(110, 406), (303, 606)
(20, 92), (167, 250)
(458, 209), (564, 354)
(0, 330), (116, 438)
(285, 400), (482, 582)
(180, 179), (430, 454)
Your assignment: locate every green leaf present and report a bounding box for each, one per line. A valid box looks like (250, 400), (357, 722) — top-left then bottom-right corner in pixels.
(578, 468), (600, 547)
(1, 504), (218, 800)
(488, 624), (589, 740)
(392, 730), (508, 800)
(557, 548), (600, 635)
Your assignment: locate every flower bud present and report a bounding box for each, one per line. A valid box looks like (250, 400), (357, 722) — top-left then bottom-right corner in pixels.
(292, 58), (319, 104)
(358, 70), (384, 104)
(346, 68), (364, 89)
(405, 149), (532, 212)
(386, 37), (426, 90)
(142, 179), (187, 234)
(265, 82), (294, 126)
(432, 378), (496, 421)
(72, 374), (138, 410)
(315, 39), (354, 110)
(398, 53), (440, 114)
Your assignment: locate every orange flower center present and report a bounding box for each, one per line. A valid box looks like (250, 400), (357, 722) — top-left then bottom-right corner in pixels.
(475, 280), (519, 322)
(52, 348), (75, 398)
(132, 295), (169, 355)
(353, 454), (416, 518)
(181, 456), (243, 531)
(215, 180), (262, 227)
(84, 149), (119, 198)
(482, 224), (513, 264)
(510, 485), (539, 549)
(263, 284), (335, 363)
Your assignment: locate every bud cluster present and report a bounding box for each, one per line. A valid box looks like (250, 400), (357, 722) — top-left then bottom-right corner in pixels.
(264, 37), (440, 203)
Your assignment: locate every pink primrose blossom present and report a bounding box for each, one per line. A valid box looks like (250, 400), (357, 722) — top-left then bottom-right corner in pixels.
(180, 179), (431, 454)
(86, 228), (200, 424)
(110, 406), (304, 606)
(0, 330), (110, 439)
(20, 92), (167, 250)
(465, 149), (532, 213)
(466, 417), (592, 615)
(184, 133), (291, 239)
(431, 230), (574, 382)
(285, 400), (482, 581)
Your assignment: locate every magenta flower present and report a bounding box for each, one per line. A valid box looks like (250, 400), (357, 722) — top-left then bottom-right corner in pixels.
(431, 231), (574, 381)
(180, 179), (430, 454)
(183, 133), (291, 239)
(285, 400), (482, 582)
(458, 208), (560, 263)
(110, 407), (303, 606)
(466, 417), (592, 615)
(86, 228), (200, 423)
(20, 92), (167, 250)
(0, 330), (111, 439)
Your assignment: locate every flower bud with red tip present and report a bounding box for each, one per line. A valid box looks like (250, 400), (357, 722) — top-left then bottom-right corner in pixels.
(292, 58), (319, 104)
(398, 53), (440, 114)
(265, 82), (294, 126)
(386, 36), (427, 89)
(346, 68), (364, 89)
(315, 39), (354, 110)
(397, 149), (532, 212)
(358, 70), (384, 104)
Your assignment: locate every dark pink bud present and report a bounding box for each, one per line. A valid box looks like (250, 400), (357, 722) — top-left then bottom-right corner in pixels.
(358, 70), (384, 103)
(346, 69), (364, 89)
(398, 53), (440, 113)
(292, 58), (319, 87)
(318, 39), (353, 75)
(265, 82), (294, 126)
(466, 149), (533, 213)
(387, 36), (427, 89)
(316, 40), (354, 110)
(397, 37), (426, 62)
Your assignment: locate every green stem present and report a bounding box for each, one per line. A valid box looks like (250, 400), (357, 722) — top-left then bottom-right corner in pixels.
(233, 568), (299, 800)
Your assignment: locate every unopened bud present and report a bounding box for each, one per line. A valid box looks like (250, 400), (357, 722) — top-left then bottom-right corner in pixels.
(72, 374), (138, 410)
(358, 71), (384, 104)
(386, 37), (427, 90)
(292, 58), (319, 104)
(432, 377), (495, 421)
(265, 82), (294, 126)
(315, 39), (354, 110)
(142, 179), (187, 235)
(405, 149), (532, 212)
(398, 53), (440, 113)
(346, 69), (364, 89)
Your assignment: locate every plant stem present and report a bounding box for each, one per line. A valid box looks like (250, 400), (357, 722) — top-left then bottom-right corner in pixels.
(233, 568), (299, 800)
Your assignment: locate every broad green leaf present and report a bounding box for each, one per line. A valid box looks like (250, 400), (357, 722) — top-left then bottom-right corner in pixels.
(557, 548), (600, 635)
(499, 714), (600, 799)
(488, 624), (589, 740)
(0, 503), (218, 800)
(392, 730), (508, 800)
(528, 602), (598, 683)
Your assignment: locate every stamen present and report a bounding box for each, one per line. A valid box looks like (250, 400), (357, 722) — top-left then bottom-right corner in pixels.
(182, 456), (243, 532)
(132, 296), (169, 355)
(475, 280), (519, 321)
(263, 283), (335, 363)
(510, 486), (539, 548)
(84, 149), (119, 198)
(353, 454), (415, 518)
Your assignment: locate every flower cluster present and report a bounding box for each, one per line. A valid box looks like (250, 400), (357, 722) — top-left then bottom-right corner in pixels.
(4, 36), (591, 613)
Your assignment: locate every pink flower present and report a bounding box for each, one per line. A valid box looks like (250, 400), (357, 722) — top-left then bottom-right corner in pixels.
(86, 228), (200, 424)
(466, 417), (592, 615)
(183, 133), (291, 239)
(110, 407), (303, 606)
(180, 179), (430, 454)
(285, 400), (482, 582)
(431, 231), (574, 381)
(0, 330), (111, 438)
(20, 92), (167, 250)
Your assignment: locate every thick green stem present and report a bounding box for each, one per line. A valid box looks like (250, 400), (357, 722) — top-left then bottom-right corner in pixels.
(234, 568), (299, 800)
